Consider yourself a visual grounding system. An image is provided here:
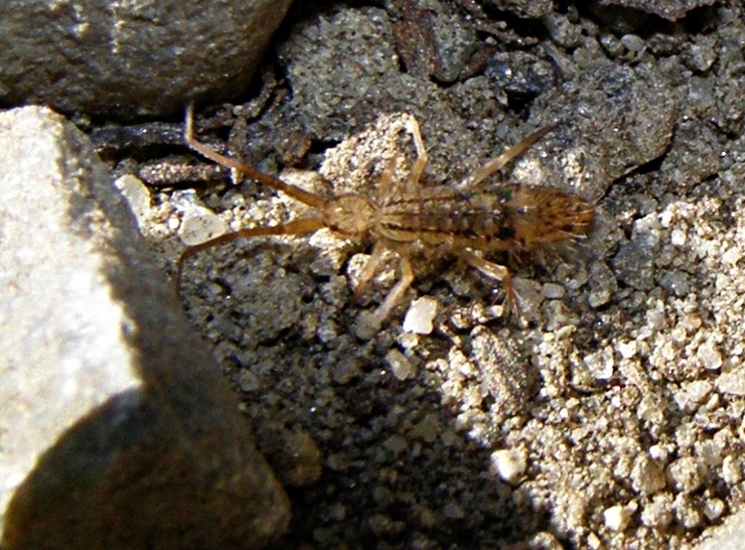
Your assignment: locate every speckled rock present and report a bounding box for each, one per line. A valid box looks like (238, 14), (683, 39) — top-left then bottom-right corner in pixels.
(469, 326), (534, 418)
(275, 6), (488, 184)
(0, 0), (294, 118)
(482, 0), (553, 19)
(526, 63), (677, 202)
(597, 0), (716, 21)
(0, 107), (289, 549)
(693, 508), (745, 550)
(120, 2), (745, 548)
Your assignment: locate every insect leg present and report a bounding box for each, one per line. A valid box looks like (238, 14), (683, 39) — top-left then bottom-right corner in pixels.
(176, 217), (325, 295)
(372, 252), (415, 323)
(458, 250), (521, 317)
(352, 243), (414, 337)
(377, 154), (399, 200)
(352, 239), (389, 303)
(403, 116), (428, 194)
(376, 116), (428, 206)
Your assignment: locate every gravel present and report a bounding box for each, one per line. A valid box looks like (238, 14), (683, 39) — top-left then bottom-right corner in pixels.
(7, 1), (745, 548)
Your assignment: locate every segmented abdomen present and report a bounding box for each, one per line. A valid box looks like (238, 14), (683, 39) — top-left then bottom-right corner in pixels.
(377, 185), (593, 250)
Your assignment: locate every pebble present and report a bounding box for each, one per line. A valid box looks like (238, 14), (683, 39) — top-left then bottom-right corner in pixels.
(697, 340), (723, 371)
(542, 282), (566, 299)
(403, 296), (439, 335)
(583, 346), (614, 380)
(667, 457), (704, 494)
(114, 174), (151, 230)
(488, 448), (527, 484)
(177, 204), (228, 246)
(630, 454), (667, 496)
(385, 349), (415, 380)
(715, 368), (745, 396)
(603, 504), (632, 531)
(640, 494), (673, 529)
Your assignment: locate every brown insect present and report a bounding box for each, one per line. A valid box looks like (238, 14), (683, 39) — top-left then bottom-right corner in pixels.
(177, 105), (594, 332)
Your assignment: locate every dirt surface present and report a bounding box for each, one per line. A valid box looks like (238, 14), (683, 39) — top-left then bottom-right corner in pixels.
(97, 1), (745, 548)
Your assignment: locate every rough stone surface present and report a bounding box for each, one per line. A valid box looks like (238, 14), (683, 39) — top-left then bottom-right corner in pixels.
(0, 107), (289, 548)
(6, 1), (745, 548)
(0, 0), (294, 119)
(527, 63), (676, 202)
(155, 4), (745, 547)
(274, 7), (490, 185)
(693, 508), (745, 550)
(597, 0), (717, 21)
(483, 0), (554, 19)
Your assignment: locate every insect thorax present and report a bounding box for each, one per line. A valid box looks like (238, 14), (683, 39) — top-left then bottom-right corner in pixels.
(322, 194), (377, 236)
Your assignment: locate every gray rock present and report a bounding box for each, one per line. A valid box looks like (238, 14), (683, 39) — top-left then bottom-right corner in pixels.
(0, 107), (289, 549)
(277, 6), (401, 142)
(693, 508), (745, 550)
(482, 0), (553, 19)
(469, 326), (535, 419)
(0, 0), (294, 119)
(275, 6), (489, 184)
(486, 50), (558, 101)
(597, 0), (716, 21)
(528, 63), (677, 202)
(612, 237), (656, 291)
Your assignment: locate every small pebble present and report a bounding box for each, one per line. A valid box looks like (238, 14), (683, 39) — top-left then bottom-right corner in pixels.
(114, 174), (151, 230)
(603, 504), (631, 531)
(716, 368), (745, 395)
(382, 434), (408, 456)
(178, 204), (227, 246)
(385, 348), (415, 380)
(640, 494), (673, 528)
(331, 359), (361, 385)
(658, 270), (690, 297)
(403, 296), (439, 334)
(583, 346), (614, 381)
(697, 340), (722, 371)
(667, 457), (704, 494)
(443, 502), (465, 519)
(722, 246), (742, 265)
(489, 448), (527, 484)
(703, 498), (725, 520)
(621, 34), (645, 53)
(722, 456), (742, 484)
(542, 282), (565, 299)
(616, 340), (638, 359)
(670, 228), (687, 246)
(631, 454), (667, 496)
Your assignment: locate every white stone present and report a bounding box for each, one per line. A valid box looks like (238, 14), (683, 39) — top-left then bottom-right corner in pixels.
(489, 448), (527, 484)
(385, 349), (415, 380)
(403, 296), (439, 334)
(603, 504), (632, 531)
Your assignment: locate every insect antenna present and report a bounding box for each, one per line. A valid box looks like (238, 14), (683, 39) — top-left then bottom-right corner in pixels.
(176, 104), (329, 293)
(184, 103), (327, 209)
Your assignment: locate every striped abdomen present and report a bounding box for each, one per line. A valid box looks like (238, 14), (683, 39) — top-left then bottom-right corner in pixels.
(376, 185), (593, 250)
